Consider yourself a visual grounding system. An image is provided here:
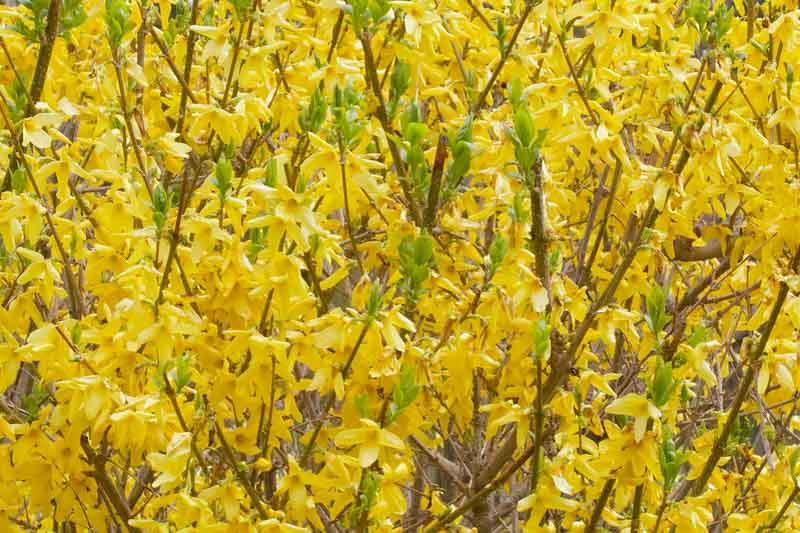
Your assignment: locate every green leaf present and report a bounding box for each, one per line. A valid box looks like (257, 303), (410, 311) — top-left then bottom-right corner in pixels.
(70, 321), (82, 346)
(355, 393), (371, 419)
(299, 84), (327, 133)
(645, 284), (671, 337)
(174, 354), (192, 393)
(11, 167), (26, 193)
(365, 283), (383, 323)
(488, 235), (508, 277)
(513, 107), (535, 148)
(532, 318), (550, 360)
(61, 0), (88, 36)
(687, 324), (708, 347)
(264, 157), (277, 187)
(214, 154), (234, 201)
(386, 364), (420, 425)
(507, 77), (523, 110)
(404, 122), (428, 146)
(105, 0), (131, 49)
(651, 357), (674, 407)
(413, 234), (433, 266)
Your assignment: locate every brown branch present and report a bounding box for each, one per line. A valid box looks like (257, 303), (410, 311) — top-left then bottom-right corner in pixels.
(558, 34), (599, 125)
(679, 246), (800, 499)
(0, 98), (82, 319)
(574, 165), (608, 280)
(163, 374), (212, 479)
(80, 434), (141, 533)
(147, 25), (197, 104)
(528, 158), (550, 292)
(359, 30), (422, 226)
(465, 0), (493, 31)
(421, 431), (545, 532)
(338, 131), (364, 274)
(327, 11), (345, 63)
(27, 0), (61, 114)
(672, 237), (724, 262)
(300, 321), (371, 466)
(155, 166), (194, 312)
(221, 21), (246, 109)
(112, 51), (153, 200)
(424, 134), (448, 229)
(760, 483), (800, 531)
(176, 0), (200, 135)
(213, 419), (269, 519)
(410, 435), (468, 493)
(472, 1), (534, 113)
(586, 479), (615, 533)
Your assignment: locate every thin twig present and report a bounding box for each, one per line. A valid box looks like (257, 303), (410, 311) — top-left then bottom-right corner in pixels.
(472, 1), (535, 113)
(0, 98), (82, 319)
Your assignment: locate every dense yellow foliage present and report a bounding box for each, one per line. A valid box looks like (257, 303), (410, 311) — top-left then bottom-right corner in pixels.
(2, 0), (800, 531)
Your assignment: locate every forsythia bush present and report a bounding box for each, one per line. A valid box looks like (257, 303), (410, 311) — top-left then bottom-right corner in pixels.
(3, 0), (800, 530)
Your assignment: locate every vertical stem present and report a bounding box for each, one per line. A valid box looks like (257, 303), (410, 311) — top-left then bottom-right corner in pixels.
(213, 420), (269, 519)
(631, 417), (654, 533)
(472, 0), (534, 113)
(338, 131), (364, 274)
(685, 248), (800, 499)
(586, 479), (615, 533)
(528, 158), (550, 292)
(176, 0), (201, 136)
(155, 167), (193, 311)
(327, 11), (345, 63)
(112, 52), (153, 200)
(760, 484), (800, 531)
(529, 356), (544, 493)
(359, 30), (422, 226)
(424, 134), (448, 230)
(221, 21), (246, 109)
(163, 375), (212, 479)
(300, 321), (371, 466)
(27, 0), (61, 113)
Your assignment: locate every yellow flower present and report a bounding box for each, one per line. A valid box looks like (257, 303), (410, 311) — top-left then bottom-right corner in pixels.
(605, 393), (660, 443)
(334, 418), (405, 467)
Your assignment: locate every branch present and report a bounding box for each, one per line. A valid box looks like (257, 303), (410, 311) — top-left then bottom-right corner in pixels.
(112, 50), (153, 200)
(579, 156), (622, 285)
(424, 134), (448, 230)
(359, 30), (422, 226)
(0, 97), (82, 319)
(176, 0), (200, 135)
(472, 1), (535, 113)
(678, 246), (800, 499)
(673, 236), (723, 262)
(338, 131), (364, 274)
(558, 33), (599, 125)
(27, 0), (61, 113)
(80, 434), (141, 533)
(422, 433), (542, 532)
(155, 166), (195, 312)
(528, 157), (550, 292)
(300, 321), (371, 466)
(214, 419), (269, 519)
(147, 25), (197, 105)
(586, 478), (615, 533)
(162, 374), (212, 479)
(760, 483), (800, 531)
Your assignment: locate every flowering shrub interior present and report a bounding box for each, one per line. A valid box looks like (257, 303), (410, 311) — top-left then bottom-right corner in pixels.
(2, 0), (800, 531)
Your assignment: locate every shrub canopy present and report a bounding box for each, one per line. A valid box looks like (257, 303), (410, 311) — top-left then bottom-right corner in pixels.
(2, 0), (800, 531)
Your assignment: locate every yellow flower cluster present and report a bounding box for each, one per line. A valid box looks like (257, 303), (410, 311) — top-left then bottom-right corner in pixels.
(1, 0), (800, 531)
